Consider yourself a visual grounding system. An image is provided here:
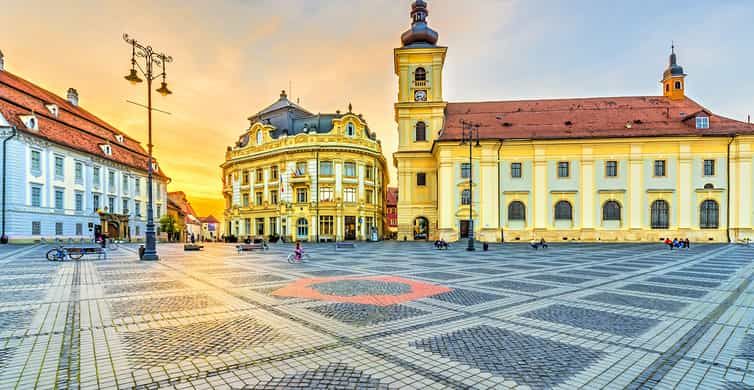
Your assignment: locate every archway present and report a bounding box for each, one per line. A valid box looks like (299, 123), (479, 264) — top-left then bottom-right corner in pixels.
(414, 217), (429, 240)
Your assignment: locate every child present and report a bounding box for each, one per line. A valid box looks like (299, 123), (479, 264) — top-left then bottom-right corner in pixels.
(294, 241), (303, 261)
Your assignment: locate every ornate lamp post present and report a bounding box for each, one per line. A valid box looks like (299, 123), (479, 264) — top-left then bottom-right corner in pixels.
(460, 120), (480, 251)
(123, 33), (172, 261)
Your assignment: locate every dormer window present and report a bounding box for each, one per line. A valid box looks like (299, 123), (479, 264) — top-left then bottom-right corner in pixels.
(20, 115), (38, 130)
(696, 116), (709, 129)
(45, 104), (59, 117)
(152, 162), (159, 172)
(99, 144), (112, 156)
(115, 134), (124, 143)
(256, 131), (263, 145)
(346, 123), (355, 137)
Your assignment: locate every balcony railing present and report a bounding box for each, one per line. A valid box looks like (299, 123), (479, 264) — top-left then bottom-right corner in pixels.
(413, 80), (428, 88)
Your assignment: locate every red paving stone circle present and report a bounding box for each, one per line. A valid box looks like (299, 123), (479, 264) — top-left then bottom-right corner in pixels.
(271, 275), (452, 306)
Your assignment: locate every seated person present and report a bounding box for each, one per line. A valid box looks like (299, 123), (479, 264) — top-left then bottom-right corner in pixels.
(539, 238), (548, 249)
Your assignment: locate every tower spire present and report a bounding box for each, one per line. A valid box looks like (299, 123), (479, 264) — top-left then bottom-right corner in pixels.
(400, 0), (439, 47)
(661, 43), (687, 100)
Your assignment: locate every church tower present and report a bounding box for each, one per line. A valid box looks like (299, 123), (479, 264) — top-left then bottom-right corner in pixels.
(393, 0), (447, 240)
(661, 45), (687, 100)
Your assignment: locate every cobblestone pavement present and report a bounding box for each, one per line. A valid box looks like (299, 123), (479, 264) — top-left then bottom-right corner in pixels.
(0, 242), (752, 389)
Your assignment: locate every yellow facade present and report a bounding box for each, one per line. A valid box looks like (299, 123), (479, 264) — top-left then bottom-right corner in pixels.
(222, 97), (388, 242)
(393, 1), (754, 243)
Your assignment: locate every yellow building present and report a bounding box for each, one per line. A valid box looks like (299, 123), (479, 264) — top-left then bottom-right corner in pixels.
(222, 91), (388, 242)
(394, 0), (754, 243)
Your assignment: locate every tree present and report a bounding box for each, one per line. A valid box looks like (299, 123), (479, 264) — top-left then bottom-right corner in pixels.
(159, 214), (177, 241)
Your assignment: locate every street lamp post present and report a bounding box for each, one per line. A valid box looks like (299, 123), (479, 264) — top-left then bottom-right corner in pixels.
(460, 120), (480, 251)
(123, 33), (173, 261)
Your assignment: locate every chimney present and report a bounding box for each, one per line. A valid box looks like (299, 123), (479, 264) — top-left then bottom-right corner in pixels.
(67, 88), (79, 106)
(0, 49), (4, 71)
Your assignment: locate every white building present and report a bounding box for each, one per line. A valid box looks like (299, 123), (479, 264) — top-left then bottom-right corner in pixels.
(0, 51), (169, 243)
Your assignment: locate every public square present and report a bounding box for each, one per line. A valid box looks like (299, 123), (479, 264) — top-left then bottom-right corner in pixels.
(0, 243), (751, 389)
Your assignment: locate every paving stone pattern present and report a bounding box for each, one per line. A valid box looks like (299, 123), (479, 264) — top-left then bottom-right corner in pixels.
(0, 242), (751, 389)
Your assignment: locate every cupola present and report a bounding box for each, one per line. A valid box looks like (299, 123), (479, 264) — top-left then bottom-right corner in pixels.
(400, 0), (439, 47)
(661, 44), (687, 100)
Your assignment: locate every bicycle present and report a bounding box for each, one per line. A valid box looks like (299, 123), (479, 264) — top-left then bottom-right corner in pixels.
(287, 252), (311, 263)
(46, 246), (83, 261)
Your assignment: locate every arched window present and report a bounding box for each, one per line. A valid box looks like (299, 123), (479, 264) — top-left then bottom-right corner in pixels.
(554, 201), (572, 220)
(700, 200), (719, 229)
(296, 218), (308, 238)
(346, 123), (355, 137)
(256, 131), (263, 145)
(651, 200), (669, 229)
(415, 121), (426, 141)
(415, 67), (426, 81)
(704, 183), (714, 189)
(602, 201), (621, 221)
(461, 189), (471, 205)
(675, 81), (682, 90)
(508, 201), (525, 221)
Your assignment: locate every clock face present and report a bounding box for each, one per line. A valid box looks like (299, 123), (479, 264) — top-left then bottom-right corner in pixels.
(414, 90), (427, 102)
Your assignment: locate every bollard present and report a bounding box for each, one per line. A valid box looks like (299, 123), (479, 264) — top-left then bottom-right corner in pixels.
(138, 245), (145, 260)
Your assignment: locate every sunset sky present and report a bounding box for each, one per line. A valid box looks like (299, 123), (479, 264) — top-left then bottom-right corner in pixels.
(2, 0), (753, 219)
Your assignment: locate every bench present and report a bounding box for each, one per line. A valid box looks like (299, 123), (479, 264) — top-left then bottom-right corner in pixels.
(236, 243), (268, 253)
(335, 242), (355, 251)
(184, 244), (204, 251)
(66, 246), (107, 259)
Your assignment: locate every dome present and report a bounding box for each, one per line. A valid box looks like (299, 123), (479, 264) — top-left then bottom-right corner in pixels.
(663, 47), (686, 80)
(401, 0), (439, 47)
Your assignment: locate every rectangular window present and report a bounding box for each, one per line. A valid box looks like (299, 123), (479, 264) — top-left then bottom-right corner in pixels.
(606, 161), (618, 177)
(156, 205), (161, 218)
(654, 160), (666, 177)
(242, 171), (249, 185)
(31, 150), (42, 174)
(31, 186), (42, 207)
(75, 223), (83, 236)
(122, 199), (129, 214)
(122, 176), (129, 193)
(135, 178), (141, 194)
(31, 221), (41, 235)
(135, 201), (141, 217)
(461, 163), (471, 179)
(365, 189), (373, 204)
(704, 159), (715, 176)
(271, 166), (279, 180)
(557, 162), (569, 178)
(511, 162), (522, 178)
(319, 215), (334, 236)
(75, 192), (83, 211)
(135, 225), (141, 236)
(295, 162), (307, 176)
(417, 172), (427, 186)
(255, 191), (263, 205)
(92, 194), (100, 213)
(270, 190), (278, 205)
(54, 156), (64, 179)
(55, 222), (63, 236)
(108, 197), (115, 213)
(108, 171), (115, 188)
(365, 165), (374, 180)
(344, 187), (356, 203)
(242, 193), (250, 207)
(256, 168), (263, 182)
(696, 116), (709, 129)
(75, 162), (83, 184)
(244, 218), (251, 235)
(320, 161), (333, 176)
(344, 162), (356, 177)
(256, 218), (265, 236)
(297, 188), (308, 203)
(269, 217), (277, 235)
(55, 189), (64, 210)
(93, 166), (100, 186)
(320, 187), (334, 201)
(461, 189), (471, 205)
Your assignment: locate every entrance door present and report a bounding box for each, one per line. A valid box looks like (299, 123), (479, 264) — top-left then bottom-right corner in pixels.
(459, 220), (470, 239)
(344, 216), (357, 240)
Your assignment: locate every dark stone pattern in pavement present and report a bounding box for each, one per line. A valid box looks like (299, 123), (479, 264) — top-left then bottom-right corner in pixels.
(311, 280), (412, 297)
(0, 309), (34, 332)
(309, 303), (429, 327)
(560, 269), (617, 278)
(0, 347), (14, 371)
(104, 280), (187, 295)
(411, 272), (465, 281)
(429, 288), (505, 306)
(367, 266), (409, 273)
(121, 316), (288, 368)
(99, 272), (166, 281)
(647, 277), (720, 288)
(304, 270), (359, 277)
(665, 271), (729, 280)
(481, 280), (555, 293)
(248, 363), (388, 389)
(735, 334), (754, 361)
(621, 283), (708, 298)
(0, 277), (51, 287)
(411, 325), (604, 389)
(109, 294), (216, 318)
(223, 274), (287, 286)
(581, 292), (688, 313)
(521, 304), (660, 337)
(0, 288), (46, 303)
(526, 274), (592, 285)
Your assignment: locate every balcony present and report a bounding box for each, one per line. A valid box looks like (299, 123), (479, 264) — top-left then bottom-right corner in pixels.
(413, 80), (429, 88)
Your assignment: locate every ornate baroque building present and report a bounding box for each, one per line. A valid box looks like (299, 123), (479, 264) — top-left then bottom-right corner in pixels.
(394, 0), (754, 243)
(0, 51), (169, 243)
(222, 91), (388, 242)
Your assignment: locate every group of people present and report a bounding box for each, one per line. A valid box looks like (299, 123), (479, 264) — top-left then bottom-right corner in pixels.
(664, 237), (691, 250)
(531, 238), (548, 250)
(433, 239), (449, 250)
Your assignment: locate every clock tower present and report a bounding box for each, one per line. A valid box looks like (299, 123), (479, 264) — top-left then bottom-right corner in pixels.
(393, 0), (446, 240)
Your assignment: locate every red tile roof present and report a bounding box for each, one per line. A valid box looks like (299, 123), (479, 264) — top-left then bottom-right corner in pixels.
(440, 96), (754, 141)
(199, 215), (220, 224)
(167, 191), (197, 218)
(0, 70), (168, 178)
